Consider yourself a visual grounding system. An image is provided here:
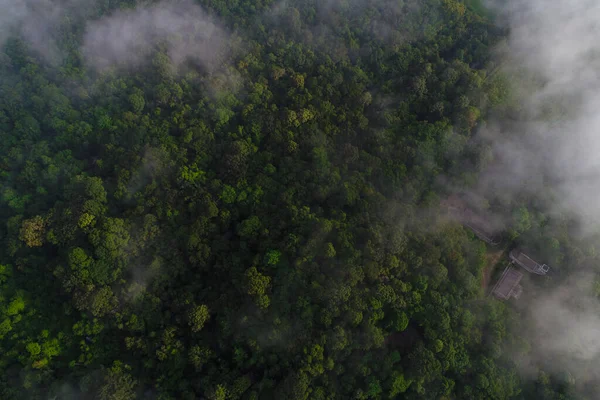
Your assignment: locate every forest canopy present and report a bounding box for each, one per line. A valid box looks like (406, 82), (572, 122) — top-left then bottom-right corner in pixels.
(0, 0), (590, 399)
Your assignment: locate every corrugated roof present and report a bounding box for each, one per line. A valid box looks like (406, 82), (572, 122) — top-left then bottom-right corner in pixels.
(510, 249), (550, 275)
(493, 266), (524, 300)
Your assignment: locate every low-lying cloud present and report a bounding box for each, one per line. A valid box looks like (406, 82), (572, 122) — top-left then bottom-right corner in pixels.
(82, 0), (232, 73)
(0, 0), (80, 64)
(0, 0), (234, 75)
(479, 0), (600, 233)
(478, 0), (600, 396)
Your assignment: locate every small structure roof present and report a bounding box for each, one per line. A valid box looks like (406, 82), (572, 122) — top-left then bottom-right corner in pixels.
(509, 249), (550, 275)
(492, 265), (524, 300)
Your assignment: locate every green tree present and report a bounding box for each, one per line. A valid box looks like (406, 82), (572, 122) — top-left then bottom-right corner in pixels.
(129, 92), (145, 113)
(99, 362), (137, 400)
(189, 304), (210, 332)
(19, 215), (46, 247)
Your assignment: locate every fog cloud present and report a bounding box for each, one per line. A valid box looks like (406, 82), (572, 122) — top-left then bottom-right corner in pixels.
(508, 273), (600, 397)
(478, 0), (600, 396)
(0, 0), (82, 64)
(0, 0), (235, 75)
(82, 0), (232, 73)
(530, 276), (600, 363)
(478, 0), (600, 233)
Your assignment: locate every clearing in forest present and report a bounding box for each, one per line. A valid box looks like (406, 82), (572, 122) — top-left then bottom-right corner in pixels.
(482, 248), (507, 293)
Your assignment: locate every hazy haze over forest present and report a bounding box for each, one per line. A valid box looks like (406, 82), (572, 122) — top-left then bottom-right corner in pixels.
(475, 0), (600, 395)
(1, 0), (600, 398)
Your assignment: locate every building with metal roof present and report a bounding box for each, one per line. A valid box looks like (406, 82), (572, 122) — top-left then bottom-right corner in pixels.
(509, 249), (550, 275)
(492, 265), (524, 300)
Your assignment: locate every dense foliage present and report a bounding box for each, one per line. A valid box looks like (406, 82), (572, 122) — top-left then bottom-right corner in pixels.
(0, 0), (588, 399)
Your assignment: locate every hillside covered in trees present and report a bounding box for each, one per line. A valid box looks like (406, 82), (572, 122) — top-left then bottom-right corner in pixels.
(0, 0), (593, 399)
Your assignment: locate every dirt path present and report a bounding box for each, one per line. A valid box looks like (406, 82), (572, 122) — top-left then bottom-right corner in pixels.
(482, 249), (505, 292)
